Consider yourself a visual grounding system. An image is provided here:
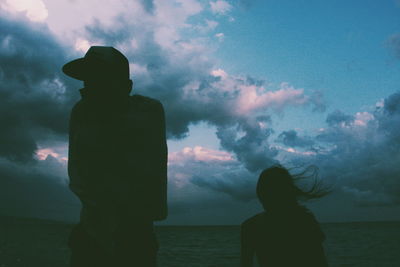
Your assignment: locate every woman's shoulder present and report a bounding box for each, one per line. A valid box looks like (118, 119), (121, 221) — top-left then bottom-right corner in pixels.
(294, 205), (320, 225)
(241, 207), (324, 236)
(294, 205), (325, 241)
(241, 212), (267, 229)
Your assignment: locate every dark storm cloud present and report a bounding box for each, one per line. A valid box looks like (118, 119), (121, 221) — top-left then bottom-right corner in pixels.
(0, 15), (78, 162)
(262, 91), (400, 211)
(0, 156), (79, 221)
(383, 91), (400, 114)
(191, 170), (255, 201)
(277, 130), (314, 148)
(325, 110), (354, 127)
(168, 147), (257, 202)
(216, 117), (278, 172)
(284, 92), (400, 208)
(0, 15), (82, 220)
(379, 91), (400, 141)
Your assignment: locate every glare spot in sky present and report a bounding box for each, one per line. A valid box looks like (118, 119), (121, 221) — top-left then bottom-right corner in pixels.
(74, 38), (91, 52)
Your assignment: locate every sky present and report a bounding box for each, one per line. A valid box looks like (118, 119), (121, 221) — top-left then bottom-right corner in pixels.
(0, 0), (400, 224)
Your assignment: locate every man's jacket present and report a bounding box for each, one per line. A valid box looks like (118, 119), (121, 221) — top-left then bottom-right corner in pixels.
(68, 89), (167, 247)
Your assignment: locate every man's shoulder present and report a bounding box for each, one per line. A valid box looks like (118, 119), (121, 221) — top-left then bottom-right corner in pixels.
(70, 99), (84, 115)
(129, 94), (163, 109)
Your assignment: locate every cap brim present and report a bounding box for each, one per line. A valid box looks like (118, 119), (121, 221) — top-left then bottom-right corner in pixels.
(62, 58), (88, 81)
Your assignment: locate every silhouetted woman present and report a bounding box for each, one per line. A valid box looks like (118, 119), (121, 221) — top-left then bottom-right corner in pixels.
(241, 165), (329, 267)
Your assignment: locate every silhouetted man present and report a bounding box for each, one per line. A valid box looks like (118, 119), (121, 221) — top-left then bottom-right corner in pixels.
(63, 46), (167, 267)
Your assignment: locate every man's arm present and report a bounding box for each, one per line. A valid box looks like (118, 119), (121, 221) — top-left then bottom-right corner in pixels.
(68, 101), (98, 205)
(68, 103), (83, 197)
(151, 101), (168, 221)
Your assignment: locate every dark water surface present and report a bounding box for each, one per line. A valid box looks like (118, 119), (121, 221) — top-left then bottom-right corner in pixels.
(1, 216), (399, 266)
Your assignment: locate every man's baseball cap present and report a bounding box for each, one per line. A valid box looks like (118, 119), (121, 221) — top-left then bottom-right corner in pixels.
(62, 46), (130, 81)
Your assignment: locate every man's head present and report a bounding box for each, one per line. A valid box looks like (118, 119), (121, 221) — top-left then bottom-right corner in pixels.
(62, 46), (132, 95)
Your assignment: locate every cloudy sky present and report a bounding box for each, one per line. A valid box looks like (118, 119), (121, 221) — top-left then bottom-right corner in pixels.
(1, 0), (400, 224)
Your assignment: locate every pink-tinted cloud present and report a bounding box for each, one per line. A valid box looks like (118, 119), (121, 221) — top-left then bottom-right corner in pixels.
(169, 146), (234, 164)
(0, 0), (48, 22)
(36, 148), (59, 160)
(36, 147), (68, 163)
(236, 83), (307, 114)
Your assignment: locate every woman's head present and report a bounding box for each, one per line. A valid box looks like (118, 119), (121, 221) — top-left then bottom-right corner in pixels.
(256, 165), (329, 211)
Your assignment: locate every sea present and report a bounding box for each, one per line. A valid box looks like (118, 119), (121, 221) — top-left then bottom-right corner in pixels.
(1, 216), (399, 267)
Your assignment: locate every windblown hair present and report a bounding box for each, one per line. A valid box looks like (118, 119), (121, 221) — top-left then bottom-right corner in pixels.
(256, 164), (330, 203)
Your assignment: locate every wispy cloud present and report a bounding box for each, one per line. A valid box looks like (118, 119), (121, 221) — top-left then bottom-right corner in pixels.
(386, 33), (400, 60)
(209, 0), (232, 15)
